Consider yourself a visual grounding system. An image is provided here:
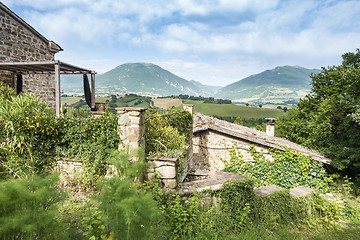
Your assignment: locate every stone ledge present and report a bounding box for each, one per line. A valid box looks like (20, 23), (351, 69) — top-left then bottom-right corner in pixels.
(116, 107), (148, 112)
(290, 186), (314, 197)
(254, 185), (284, 196)
(147, 157), (178, 163)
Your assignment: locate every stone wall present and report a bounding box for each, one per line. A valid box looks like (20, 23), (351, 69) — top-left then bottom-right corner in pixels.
(0, 6), (58, 107)
(117, 107), (147, 156)
(193, 130), (272, 172)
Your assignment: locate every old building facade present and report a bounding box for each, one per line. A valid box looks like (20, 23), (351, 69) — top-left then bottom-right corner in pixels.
(0, 3), (62, 107)
(192, 113), (331, 172)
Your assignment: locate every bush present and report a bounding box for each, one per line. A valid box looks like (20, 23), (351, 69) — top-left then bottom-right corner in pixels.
(0, 174), (65, 239)
(145, 111), (192, 155)
(0, 86), (58, 178)
(223, 146), (333, 191)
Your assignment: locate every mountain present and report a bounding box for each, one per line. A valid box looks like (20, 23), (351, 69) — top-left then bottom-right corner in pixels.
(189, 80), (222, 95)
(215, 66), (321, 102)
(95, 63), (212, 97)
(61, 63), (213, 97)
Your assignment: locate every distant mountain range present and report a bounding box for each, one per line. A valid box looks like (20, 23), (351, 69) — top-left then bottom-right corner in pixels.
(215, 66), (320, 103)
(61, 63), (320, 103)
(61, 63), (215, 97)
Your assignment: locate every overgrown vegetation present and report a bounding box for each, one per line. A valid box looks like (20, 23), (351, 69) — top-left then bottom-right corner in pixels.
(1, 77), (360, 239)
(0, 84), (58, 178)
(276, 49), (360, 190)
(223, 146), (333, 191)
(145, 109), (192, 156)
(0, 82), (119, 186)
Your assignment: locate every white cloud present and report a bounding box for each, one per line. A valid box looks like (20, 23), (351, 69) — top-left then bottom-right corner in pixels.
(4, 0), (360, 86)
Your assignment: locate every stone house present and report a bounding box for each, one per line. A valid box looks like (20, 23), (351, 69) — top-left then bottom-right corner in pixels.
(192, 113), (331, 173)
(0, 3), (61, 105)
(0, 3), (96, 116)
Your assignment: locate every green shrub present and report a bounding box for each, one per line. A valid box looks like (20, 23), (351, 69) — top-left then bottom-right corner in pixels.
(223, 146), (333, 191)
(0, 174), (65, 239)
(97, 150), (161, 240)
(56, 111), (119, 189)
(145, 111), (192, 155)
(0, 88), (58, 178)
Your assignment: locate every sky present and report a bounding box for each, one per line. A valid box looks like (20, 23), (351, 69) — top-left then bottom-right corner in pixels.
(3, 0), (360, 86)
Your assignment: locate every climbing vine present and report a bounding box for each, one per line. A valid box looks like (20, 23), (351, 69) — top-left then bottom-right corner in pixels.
(223, 145), (333, 191)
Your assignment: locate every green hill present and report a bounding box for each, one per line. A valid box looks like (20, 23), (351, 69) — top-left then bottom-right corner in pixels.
(215, 66), (320, 102)
(95, 63), (212, 97)
(61, 63), (213, 97)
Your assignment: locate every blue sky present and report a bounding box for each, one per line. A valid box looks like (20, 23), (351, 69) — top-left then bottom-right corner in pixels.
(3, 0), (360, 86)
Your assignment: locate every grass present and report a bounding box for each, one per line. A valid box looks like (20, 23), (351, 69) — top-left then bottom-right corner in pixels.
(183, 99), (286, 119)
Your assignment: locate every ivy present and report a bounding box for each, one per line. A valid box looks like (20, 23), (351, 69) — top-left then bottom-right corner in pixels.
(223, 146), (333, 192)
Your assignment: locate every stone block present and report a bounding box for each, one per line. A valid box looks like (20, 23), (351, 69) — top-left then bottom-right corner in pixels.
(128, 141), (141, 153)
(146, 172), (156, 182)
(162, 179), (178, 189)
(131, 116), (141, 125)
(128, 125), (140, 142)
(254, 185), (284, 196)
(157, 166), (176, 179)
(118, 115), (131, 126)
(129, 111), (141, 117)
(148, 160), (175, 169)
(290, 186), (314, 197)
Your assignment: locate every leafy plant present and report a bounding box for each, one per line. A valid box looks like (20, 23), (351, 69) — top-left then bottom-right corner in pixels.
(0, 87), (58, 178)
(145, 110), (192, 155)
(276, 49), (360, 184)
(97, 149), (161, 240)
(0, 174), (65, 239)
(223, 146), (333, 191)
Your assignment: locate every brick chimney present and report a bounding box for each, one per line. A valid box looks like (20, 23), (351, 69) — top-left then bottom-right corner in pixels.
(265, 118), (277, 137)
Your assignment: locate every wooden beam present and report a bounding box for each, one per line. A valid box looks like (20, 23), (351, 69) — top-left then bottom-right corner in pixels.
(91, 72), (96, 110)
(55, 62), (61, 117)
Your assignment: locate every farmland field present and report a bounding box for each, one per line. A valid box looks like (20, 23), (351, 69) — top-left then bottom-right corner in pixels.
(183, 99), (286, 119)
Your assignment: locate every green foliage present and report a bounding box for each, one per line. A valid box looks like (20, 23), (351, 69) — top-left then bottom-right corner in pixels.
(145, 110), (192, 155)
(0, 88), (58, 178)
(220, 179), (344, 232)
(143, 179), (202, 239)
(56, 112), (119, 189)
(82, 210), (108, 240)
(276, 50), (360, 183)
(97, 150), (161, 240)
(57, 111), (119, 162)
(223, 146), (333, 191)
(0, 174), (65, 239)
(233, 116), (243, 125)
(221, 179), (254, 230)
(184, 99), (286, 120)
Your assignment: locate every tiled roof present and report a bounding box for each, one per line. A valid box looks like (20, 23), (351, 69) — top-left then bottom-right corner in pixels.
(193, 113), (331, 164)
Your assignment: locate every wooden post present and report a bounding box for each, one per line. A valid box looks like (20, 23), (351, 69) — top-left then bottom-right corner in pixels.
(91, 72), (96, 110)
(55, 62), (61, 117)
(12, 73), (16, 90)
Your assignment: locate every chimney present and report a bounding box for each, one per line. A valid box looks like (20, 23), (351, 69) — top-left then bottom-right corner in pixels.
(265, 118), (277, 137)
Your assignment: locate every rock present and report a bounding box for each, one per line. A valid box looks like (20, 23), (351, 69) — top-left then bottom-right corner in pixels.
(254, 185), (284, 196)
(290, 186), (314, 197)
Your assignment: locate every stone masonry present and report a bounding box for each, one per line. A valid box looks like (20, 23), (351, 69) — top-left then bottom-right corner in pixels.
(116, 107), (147, 156)
(0, 3), (61, 107)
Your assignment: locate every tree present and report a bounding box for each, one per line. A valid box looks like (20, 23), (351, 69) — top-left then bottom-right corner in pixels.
(342, 48), (360, 67)
(276, 49), (360, 183)
(234, 116), (243, 125)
